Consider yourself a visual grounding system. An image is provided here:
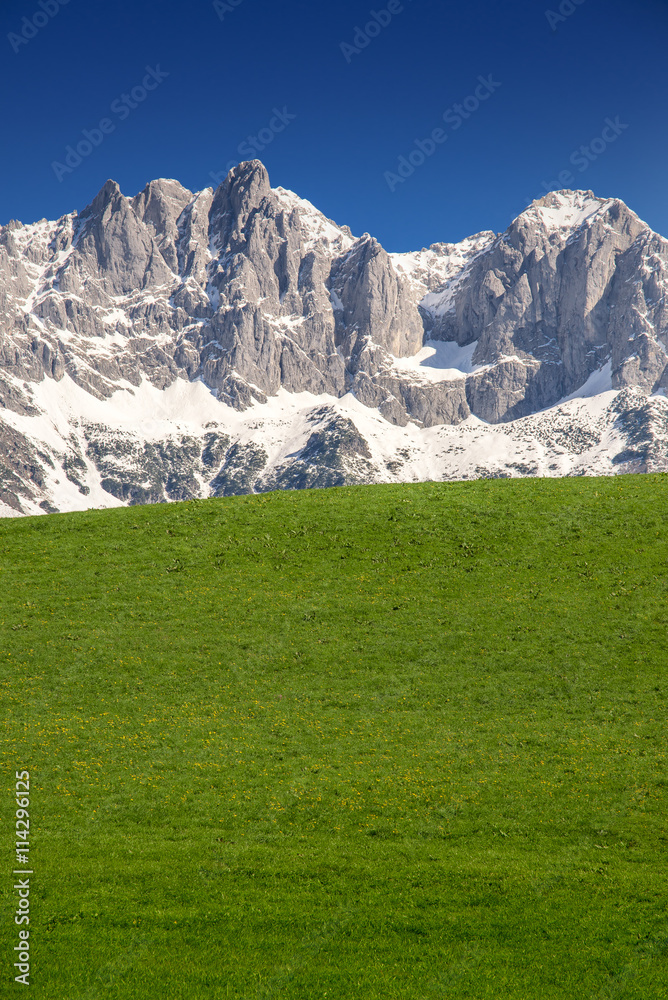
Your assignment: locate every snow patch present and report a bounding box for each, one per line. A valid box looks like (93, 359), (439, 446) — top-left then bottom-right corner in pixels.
(389, 341), (479, 382)
(274, 187), (355, 253)
(527, 191), (611, 234)
(562, 361), (614, 402)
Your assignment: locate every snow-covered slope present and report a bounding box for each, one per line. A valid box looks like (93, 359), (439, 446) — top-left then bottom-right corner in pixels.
(1, 164), (668, 515)
(2, 366), (666, 517)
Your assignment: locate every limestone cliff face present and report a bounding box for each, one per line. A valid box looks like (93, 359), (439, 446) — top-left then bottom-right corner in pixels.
(330, 234), (424, 359)
(425, 192), (668, 422)
(1, 165), (668, 514)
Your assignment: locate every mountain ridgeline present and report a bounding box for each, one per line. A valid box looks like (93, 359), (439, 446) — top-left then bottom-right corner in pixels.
(1, 160), (667, 514)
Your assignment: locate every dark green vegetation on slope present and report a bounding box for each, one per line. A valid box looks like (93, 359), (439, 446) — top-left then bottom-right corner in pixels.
(1, 476), (667, 999)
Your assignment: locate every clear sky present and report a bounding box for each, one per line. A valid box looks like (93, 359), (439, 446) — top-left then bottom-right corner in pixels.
(1, 0), (667, 251)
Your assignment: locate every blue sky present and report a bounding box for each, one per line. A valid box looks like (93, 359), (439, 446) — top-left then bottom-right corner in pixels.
(1, 0), (667, 251)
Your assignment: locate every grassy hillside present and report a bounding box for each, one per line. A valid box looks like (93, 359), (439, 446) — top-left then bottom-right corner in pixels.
(1, 475), (667, 999)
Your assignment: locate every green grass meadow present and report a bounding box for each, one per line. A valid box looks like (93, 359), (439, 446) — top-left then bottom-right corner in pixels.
(1, 475), (667, 998)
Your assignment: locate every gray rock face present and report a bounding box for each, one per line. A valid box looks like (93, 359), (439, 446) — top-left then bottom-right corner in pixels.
(65, 179), (176, 299)
(330, 235), (424, 358)
(130, 178), (194, 272)
(2, 165), (668, 515)
(427, 191), (668, 422)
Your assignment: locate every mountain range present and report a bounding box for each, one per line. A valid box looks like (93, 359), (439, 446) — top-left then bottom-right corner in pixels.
(1, 159), (667, 515)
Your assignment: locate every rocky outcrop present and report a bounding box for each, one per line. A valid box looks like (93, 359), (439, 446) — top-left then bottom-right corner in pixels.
(330, 235), (424, 358)
(429, 191), (668, 422)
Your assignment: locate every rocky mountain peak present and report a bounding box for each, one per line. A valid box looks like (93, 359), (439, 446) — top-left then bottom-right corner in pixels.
(1, 162), (668, 516)
(130, 178), (193, 271)
(209, 159), (272, 242)
(79, 178), (124, 222)
(131, 178), (193, 232)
